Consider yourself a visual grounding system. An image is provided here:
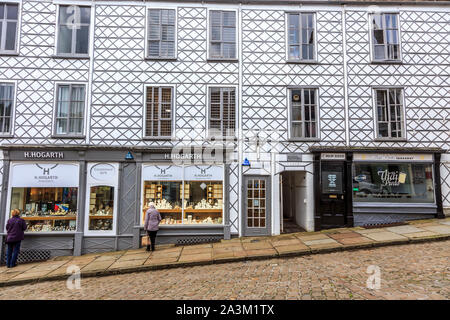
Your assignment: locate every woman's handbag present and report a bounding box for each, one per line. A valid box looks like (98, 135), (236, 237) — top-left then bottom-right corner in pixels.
(142, 234), (150, 246)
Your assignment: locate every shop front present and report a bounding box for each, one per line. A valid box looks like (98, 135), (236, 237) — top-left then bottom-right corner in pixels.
(312, 148), (444, 230)
(140, 164), (226, 245)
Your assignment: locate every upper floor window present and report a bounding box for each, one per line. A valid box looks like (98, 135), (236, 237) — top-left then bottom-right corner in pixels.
(57, 5), (91, 56)
(145, 86), (173, 138)
(147, 9), (176, 59)
(209, 10), (236, 60)
(374, 88), (404, 139)
(54, 84), (85, 136)
(0, 82), (14, 134)
(0, 3), (19, 53)
(289, 88), (318, 139)
(209, 87), (236, 137)
(287, 12), (315, 61)
(371, 13), (400, 61)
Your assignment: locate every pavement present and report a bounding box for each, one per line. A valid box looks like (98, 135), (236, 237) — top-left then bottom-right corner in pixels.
(0, 217), (449, 288)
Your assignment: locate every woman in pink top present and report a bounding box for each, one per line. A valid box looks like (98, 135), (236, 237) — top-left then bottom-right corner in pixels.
(144, 203), (162, 251)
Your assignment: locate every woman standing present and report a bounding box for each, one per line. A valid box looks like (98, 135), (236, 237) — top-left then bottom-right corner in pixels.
(144, 203), (162, 251)
(5, 209), (27, 268)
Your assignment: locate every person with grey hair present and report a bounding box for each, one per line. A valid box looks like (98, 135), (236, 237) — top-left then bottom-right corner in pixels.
(6, 209), (27, 268)
(144, 202), (162, 251)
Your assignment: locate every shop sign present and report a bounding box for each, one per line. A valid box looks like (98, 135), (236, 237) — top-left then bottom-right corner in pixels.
(185, 165), (223, 181)
(142, 165), (183, 181)
(321, 171), (343, 194)
(24, 151), (64, 159)
(377, 170), (407, 187)
(90, 163), (116, 182)
(10, 163), (79, 187)
(164, 153), (201, 160)
(354, 153), (433, 162)
(321, 153), (346, 161)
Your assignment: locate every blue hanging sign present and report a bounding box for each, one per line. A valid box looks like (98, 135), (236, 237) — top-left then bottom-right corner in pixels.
(125, 151), (134, 160)
(242, 158), (250, 166)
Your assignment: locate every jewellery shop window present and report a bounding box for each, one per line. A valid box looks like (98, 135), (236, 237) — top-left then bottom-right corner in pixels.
(10, 187), (78, 232)
(143, 181), (182, 225)
(184, 181), (223, 224)
(89, 186), (114, 231)
(352, 163), (434, 203)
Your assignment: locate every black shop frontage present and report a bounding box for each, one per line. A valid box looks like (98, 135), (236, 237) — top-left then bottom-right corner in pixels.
(311, 147), (445, 230)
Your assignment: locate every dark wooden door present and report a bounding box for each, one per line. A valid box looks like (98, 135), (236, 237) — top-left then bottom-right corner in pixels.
(319, 162), (346, 228)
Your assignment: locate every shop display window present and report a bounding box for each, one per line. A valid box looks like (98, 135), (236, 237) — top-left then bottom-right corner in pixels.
(143, 181), (182, 225)
(184, 181), (223, 225)
(89, 186), (114, 231)
(352, 163), (434, 203)
(10, 187), (78, 232)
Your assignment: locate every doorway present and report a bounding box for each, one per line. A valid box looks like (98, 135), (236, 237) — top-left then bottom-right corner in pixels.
(281, 171), (307, 233)
(242, 176), (271, 236)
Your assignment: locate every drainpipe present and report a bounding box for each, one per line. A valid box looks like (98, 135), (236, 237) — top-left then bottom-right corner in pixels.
(342, 4), (350, 147)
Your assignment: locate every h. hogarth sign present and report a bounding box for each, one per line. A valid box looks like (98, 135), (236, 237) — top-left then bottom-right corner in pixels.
(24, 151), (64, 159)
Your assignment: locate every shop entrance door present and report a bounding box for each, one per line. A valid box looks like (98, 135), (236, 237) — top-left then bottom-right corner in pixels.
(319, 162), (346, 228)
(243, 176), (271, 236)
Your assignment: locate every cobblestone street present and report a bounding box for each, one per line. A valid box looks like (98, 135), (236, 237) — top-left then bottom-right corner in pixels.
(0, 240), (448, 300)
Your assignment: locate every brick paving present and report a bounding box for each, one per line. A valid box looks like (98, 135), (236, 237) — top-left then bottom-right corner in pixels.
(0, 217), (449, 287)
(0, 240), (448, 300)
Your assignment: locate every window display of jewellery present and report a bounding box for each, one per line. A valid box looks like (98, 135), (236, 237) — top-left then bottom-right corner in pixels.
(89, 217), (113, 231)
(23, 216), (77, 232)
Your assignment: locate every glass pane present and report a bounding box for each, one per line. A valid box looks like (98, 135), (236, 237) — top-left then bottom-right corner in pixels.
(372, 14), (383, 29)
(210, 43), (221, 57)
(6, 4), (18, 20)
(161, 41), (175, 57)
(373, 30), (384, 44)
(223, 12), (235, 27)
(184, 181), (223, 224)
(75, 25), (89, 54)
(0, 5), (4, 19)
(89, 186), (114, 231)
(374, 45), (385, 60)
(56, 118), (68, 134)
(223, 27), (235, 42)
(143, 181), (182, 225)
(289, 46), (300, 59)
(352, 163), (434, 203)
(80, 7), (91, 24)
(149, 23), (160, 40)
(57, 25), (73, 54)
(149, 9), (160, 25)
(288, 14), (299, 29)
(223, 43), (236, 59)
(378, 122), (388, 137)
(292, 123), (302, 137)
(5, 22), (16, 51)
(70, 102), (84, 118)
(148, 41), (160, 56)
(210, 11), (221, 27)
(12, 187), (78, 232)
(69, 118), (83, 134)
(211, 26), (221, 41)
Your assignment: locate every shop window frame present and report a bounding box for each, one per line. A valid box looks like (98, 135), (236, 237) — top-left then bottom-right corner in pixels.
(54, 4), (91, 59)
(145, 7), (177, 60)
(285, 11), (318, 63)
(368, 11), (402, 63)
(140, 164), (225, 227)
(52, 82), (87, 138)
(372, 87), (406, 141)
(142, 85), (175, 140)
(0, 1), (21, 55)
(287, 86), (320, 141)
(207, 9), (238, 61)
(207, 86), (237, 139)
(0, 80), (16, 137)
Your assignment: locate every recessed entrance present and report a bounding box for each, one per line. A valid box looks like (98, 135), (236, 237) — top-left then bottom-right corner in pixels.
(281, 171), (307, 233)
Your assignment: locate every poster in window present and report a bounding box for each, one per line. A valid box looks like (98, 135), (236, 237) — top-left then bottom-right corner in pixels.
(322, 171), (343, 194)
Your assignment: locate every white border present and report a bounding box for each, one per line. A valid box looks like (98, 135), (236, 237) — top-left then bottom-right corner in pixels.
(0, 79), (17, 136)
(84, 162), (119, 236)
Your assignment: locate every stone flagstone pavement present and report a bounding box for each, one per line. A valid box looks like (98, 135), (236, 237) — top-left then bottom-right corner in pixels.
(0, 217), (449, 287)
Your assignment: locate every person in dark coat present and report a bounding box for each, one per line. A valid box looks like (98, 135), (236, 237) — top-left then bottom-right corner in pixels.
(144, 203), (161, 252)
(5, 209), (27, 268)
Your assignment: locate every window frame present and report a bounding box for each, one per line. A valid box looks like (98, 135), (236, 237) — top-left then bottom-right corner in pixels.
(54, 4), (91, 58)
(207, 9), (238, 61)
(287, 87), (320, 141)
(285, 11), (318, 63)
(0, 80), (16, 136)
(52, 82), (87, 138)
(369, 12), (402, 63)
(372, 87), (407, 141)
(0, 1), (21, 55)
(145, 7), (177, 60)
(207, 85), (237, 139)
(142, 84), (175, 140)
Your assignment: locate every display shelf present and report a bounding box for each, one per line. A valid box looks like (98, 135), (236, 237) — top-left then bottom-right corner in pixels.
(22, 216), (77, 221)
(184, 209), (223, 213)
(89, 215), (113, 219)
